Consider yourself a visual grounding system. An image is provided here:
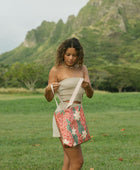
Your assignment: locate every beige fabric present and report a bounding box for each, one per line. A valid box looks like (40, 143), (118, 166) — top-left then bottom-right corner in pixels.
(57, 77), (84, 102)
(52, 77), (85, 137)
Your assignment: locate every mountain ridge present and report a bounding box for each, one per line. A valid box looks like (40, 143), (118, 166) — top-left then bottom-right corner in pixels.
(0, 0), (140, 70)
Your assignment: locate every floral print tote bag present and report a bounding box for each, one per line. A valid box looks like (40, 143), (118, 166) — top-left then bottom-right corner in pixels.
(51, 78), (91, 147)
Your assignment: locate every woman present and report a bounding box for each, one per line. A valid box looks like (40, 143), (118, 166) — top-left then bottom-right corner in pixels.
(44, 37), (93, 170)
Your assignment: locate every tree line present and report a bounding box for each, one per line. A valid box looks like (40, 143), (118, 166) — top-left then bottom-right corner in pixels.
(0, 63), (140, 92)
(0, 63), (48, 91)
(90, 66), (140, 92)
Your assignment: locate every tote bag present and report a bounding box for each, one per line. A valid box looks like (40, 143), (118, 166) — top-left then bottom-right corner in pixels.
(51, 78), (91, 147)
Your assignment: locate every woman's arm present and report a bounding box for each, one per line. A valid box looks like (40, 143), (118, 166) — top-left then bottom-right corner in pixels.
(44, 67), (60, 102)
(81, 65), (94, 98)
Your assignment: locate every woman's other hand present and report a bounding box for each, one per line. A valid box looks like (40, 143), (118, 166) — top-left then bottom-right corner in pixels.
(81, 80), (93, 98)
(82, 65), (94, 98)
(81, 80), (90, 90)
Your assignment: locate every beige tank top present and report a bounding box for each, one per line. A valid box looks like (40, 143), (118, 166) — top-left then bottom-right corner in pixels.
(57, 77), (85, 102)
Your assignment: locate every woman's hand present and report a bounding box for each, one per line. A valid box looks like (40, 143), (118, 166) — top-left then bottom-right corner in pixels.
(48, 82), (60, 93)
(81, 80), (90, 90)
(81, 80), (93, 98)
(44, 82), (60, 102)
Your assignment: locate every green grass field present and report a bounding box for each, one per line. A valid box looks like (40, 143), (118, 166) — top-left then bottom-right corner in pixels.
(0, 92), (140, 170)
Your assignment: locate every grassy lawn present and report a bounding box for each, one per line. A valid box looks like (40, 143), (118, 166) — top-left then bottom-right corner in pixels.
(0, 92), (140, 170)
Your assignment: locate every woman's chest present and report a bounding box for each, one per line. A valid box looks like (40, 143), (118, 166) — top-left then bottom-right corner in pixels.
(57, 68), (84, 82)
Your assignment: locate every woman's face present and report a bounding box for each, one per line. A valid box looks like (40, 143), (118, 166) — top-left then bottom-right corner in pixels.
(64, 48), (78, 67)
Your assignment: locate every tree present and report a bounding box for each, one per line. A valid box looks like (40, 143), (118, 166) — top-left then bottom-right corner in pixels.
(128, 68), (140, 91)
(105, 66), (137, 92)
(89, 68), (110, 90)
(0, 64), (9, 87)
(9, 62), (45, 91)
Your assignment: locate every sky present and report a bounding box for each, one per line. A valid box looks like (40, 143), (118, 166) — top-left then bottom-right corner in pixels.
(0, 0), (89, 54)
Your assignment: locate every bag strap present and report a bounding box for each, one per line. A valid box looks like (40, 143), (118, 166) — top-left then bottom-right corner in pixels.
(50, 84), (59, 108)
(51, 78), (84, 109)
(66, 78), (83, 108)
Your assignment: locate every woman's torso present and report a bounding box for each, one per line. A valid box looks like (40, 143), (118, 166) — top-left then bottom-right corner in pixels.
(57, 77), (84, 102)
(56, 65), (85, 102)
(54, 65), (85, 112)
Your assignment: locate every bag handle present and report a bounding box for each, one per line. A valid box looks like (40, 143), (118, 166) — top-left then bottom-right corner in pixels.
(51, 78), (84, 109)
(66, 78), (83, 108)
(50, 84), (59, 108)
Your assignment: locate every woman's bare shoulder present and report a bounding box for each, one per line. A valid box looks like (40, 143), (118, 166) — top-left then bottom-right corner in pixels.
(81, 65), (88, 72)
(48, 66), (58, 78)
(50, 66), (57, 72)
(49, 65), (60, 73)
(49, 65), (63, 78)
(48, 66), (60, 83)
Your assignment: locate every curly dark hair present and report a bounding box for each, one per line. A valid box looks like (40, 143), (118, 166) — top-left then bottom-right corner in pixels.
(56, 37), (84, 68)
